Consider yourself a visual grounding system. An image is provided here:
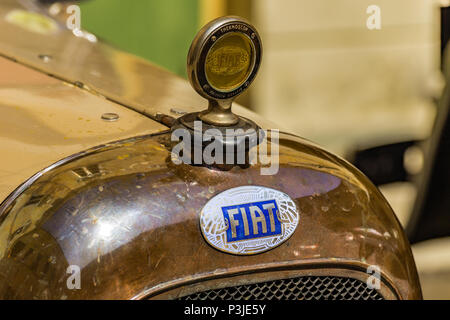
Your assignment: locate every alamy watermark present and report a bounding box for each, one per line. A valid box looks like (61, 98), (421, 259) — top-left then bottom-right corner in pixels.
(66, 265), (81, 290)
(66, 5), (81, 31)
(65, 4), (97, 42)
(366, 5), (381, 30)
(366, 265), (381, 290)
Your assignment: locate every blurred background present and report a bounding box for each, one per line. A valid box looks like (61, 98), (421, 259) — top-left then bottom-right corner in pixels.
(75, 0), (440, 157)
(40, 0), (450, 299)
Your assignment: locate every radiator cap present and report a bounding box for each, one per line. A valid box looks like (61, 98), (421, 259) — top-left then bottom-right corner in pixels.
(187, 16), (262, 126)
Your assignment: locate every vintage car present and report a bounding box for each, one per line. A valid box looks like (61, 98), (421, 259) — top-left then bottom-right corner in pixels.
(0, 0), (422, 299)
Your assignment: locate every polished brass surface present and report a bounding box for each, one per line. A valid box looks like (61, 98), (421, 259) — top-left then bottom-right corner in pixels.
(5, 8), (59, 35)
(0, 1), (422, 300)
(0, 132), (421, 299)
(0, 2), (274, 130)
(0, 56), (167, 205)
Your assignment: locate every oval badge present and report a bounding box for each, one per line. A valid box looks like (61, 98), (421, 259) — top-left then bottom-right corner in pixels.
(200, 186), (299, 255)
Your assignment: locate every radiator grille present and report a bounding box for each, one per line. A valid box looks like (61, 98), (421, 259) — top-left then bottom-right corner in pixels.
(178, 276), (384, 300)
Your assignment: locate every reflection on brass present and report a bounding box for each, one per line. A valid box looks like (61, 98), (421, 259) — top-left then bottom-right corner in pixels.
(5, 9), (59, 35)
(0, 132), (421, 299)
(0, 56), (166, 203)
(37, 54), (52, 63)
(0, 2), (422, 300)
(0, 2), (273, 130)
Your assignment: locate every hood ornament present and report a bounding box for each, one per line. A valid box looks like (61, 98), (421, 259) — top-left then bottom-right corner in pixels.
(171, 16), (264, 167)
(187, 15), (262, 126)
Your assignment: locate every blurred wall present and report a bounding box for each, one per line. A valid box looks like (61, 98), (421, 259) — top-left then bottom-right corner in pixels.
(251, 0), (441, 155)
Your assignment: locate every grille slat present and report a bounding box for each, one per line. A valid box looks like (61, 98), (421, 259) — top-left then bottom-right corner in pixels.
(178, 276), (384, 300)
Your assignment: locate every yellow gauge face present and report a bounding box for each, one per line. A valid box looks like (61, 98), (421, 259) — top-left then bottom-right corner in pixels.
(205, 32), (255, 92)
